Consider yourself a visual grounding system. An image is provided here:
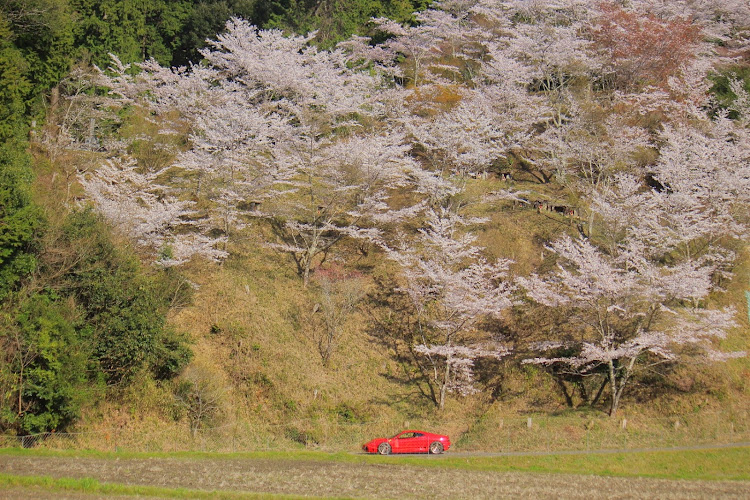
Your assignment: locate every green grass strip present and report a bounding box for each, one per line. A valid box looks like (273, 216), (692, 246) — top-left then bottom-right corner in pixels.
(0, 473), (336, 499)
(390, 447), (750, 481)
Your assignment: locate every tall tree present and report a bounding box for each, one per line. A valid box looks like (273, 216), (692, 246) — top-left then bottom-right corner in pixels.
(520, 132), (748, 416)
(0, 16), (43, 300)
(590, 2), (703, 92)
(385, 205), (514, 409)
(253, 0), (432, 47)
(1, 0), (75, 94)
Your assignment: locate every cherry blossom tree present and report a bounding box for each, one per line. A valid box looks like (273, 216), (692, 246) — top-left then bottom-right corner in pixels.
(61, 0), (750, 418)
(629, 0), (750, 34)
(405, 83), (541, 178)
(590, 2), (703, 92)
(385, 206), (514, 409)
(77, 156), (228, 266)
(504, 3), (598, 128)
(369, 6), (482, 88)
(601, 115), (750, 264)
(531, 105), (652, 190)
(513, 12), (749, 408)
(260, 132), (421, 285)
(518, 231), (744, 417)
(728, 77), (750, 125)
(519, 116), (749, 416)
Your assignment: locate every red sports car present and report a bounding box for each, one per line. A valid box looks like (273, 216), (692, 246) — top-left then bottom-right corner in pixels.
(362, 430), (450, 455)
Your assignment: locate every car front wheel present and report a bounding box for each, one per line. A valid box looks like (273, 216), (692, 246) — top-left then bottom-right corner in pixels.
(429, 441), (444, 454)
(377, 442), (391, 455)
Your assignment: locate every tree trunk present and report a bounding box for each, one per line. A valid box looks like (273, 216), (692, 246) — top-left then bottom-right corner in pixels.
(302, 255), (312, 287)
(608, 359), (619, 417)
(608, 356), (637, 417)
(438, 355), (451, 411)
(17, 366), (23, 418)
(590, 377), (608, 407)
(609, 389), (621, 417)
(555, 376), (575, 407)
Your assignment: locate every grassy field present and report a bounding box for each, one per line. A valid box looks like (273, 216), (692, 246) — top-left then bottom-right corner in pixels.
(0, 446), (748, 499)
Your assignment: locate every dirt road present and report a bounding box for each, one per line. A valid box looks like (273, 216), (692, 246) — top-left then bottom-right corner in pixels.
(1, 454), (749, 499)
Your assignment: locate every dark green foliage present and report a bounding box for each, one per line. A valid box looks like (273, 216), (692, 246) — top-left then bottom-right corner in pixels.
(152, 329), (193, 380)
(70, 0), (258, 68)
(50, 210), (192, 384)
(0, 3), (74, 299)
(0, 142), (43, 300)
(0, 0), (205, 436)
(0, 210), (193, 433)
(253, 0), (431, 47)
(1, 0), (75, 104)
(8, 0), (430, 73)
(7, 293), (94, 433)
(0, 17), (32, 140)
(71, 0), (190, 67)
(171, 0), (256, 67)
(709, 66), (750, 119)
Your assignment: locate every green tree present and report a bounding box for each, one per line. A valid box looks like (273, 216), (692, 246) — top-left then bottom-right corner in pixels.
(253, 0), (431, 47)
(0, 143), (42, 300)
(1, 0), (75, 96)
(70, 0), (261, 67)
(0, 16), (31, 139)
(49, 210), (191, 383)
(71, 0), (191, 67)
(3, 293), (92, 434)
(171, 0), (256, 66)
(0, 18), (43, 299)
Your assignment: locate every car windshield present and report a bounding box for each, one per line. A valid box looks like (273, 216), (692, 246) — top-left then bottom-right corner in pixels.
(392, 432), (421, 439)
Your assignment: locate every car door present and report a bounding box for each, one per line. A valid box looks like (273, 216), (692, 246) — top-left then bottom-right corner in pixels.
(393, 432), (416, 453)
(412, 432), (428, 452)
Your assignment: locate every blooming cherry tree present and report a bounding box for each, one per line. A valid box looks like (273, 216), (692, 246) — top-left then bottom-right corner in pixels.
(518, 233), (743, 416)
(406, 84), (540, 178)
(73, 0), (750, 416)
(77, 156), (228, 266)
(590, 2), (703, 91)
(616, 116), (750, 261)
(532, 108), (652, 189)
(386, 206), (514, 409)
(261, 132), (420, 285)
(519, 112), (750, 415)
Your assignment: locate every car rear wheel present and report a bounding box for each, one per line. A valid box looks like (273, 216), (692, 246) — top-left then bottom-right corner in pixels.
(429, 441), (444, 454)
(377, 442), (391, 455)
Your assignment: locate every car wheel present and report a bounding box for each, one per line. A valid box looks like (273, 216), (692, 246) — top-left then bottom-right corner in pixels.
(429, 441), (444, 454)
(377, 442), (391, 455)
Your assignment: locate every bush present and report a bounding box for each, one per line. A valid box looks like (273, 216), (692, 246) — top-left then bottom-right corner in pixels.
(6, 293), (96, 434)
(52, 210), (192, 383)
(173, 364), (226, 436)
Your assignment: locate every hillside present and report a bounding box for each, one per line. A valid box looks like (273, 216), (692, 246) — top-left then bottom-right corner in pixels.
(2, 0), (750, 451)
